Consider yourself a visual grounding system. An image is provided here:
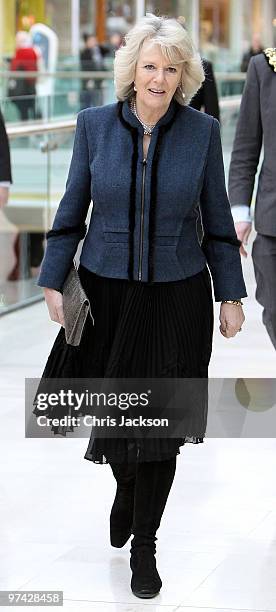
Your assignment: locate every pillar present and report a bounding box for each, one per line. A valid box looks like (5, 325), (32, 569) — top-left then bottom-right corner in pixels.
(229, 0), (243, 67)
(135, 0), (145, 21)
(96, 0), (106, 44)
(71, 0), (80, 56)
(252, 0), (262, 32)
(0, 0), (16, 57)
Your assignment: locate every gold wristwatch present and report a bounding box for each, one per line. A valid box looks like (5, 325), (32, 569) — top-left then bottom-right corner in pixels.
(221, 300), (243, 306)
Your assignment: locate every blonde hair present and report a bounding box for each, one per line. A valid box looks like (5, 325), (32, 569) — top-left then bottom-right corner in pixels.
(16, 31), (32, 49)
(114, 13), (205, 106)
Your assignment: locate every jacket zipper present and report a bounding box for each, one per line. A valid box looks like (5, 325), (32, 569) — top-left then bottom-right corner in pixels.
(138, 158), (147, 281)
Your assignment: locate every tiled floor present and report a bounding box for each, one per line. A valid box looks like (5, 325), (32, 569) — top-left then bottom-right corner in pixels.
(1, 230), (276, 611)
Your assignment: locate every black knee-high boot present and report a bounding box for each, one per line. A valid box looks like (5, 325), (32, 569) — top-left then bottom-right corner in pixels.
(130, 456), (177, 598)
(109, 461), (136, 548)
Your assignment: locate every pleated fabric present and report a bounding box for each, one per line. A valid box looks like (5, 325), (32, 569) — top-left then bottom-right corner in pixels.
(38, 264), (214, 463)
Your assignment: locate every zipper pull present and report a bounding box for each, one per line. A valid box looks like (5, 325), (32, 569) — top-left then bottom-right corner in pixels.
(143, 158), (147, 164)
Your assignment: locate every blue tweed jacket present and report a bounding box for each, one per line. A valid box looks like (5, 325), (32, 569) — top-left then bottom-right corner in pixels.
(37, 97), (247, 301)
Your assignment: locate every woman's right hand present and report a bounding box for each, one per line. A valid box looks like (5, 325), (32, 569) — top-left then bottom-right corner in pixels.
(43, 288), (65, 327)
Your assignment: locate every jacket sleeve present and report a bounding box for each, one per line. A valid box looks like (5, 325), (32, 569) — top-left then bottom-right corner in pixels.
(37, 110), (92, 290)
(0, 111), (12, 183)
(228, 57), (262, 212)
(199, 118), (247, 301)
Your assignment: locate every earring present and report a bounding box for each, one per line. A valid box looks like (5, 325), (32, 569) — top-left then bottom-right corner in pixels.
(178, 84), (185, 99)
(133, 83), (137, 92)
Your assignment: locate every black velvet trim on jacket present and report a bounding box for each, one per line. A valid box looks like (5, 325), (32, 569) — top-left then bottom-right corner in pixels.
(46, 223), (87, 240)
(147, 112), (177, 283)
(201, 232), (241, 249)
(147, 127), (164, 283)
(117, 100), (179, 282)
(117, 101), (138, 281)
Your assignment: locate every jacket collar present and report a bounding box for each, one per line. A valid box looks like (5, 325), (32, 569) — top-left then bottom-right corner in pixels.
(119, 96), (180, 134)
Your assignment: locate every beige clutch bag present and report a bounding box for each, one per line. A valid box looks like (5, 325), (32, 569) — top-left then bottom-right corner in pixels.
(62, 261), (94, 346)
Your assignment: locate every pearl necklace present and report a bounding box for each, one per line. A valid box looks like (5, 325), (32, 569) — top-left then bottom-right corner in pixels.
(130, 96), (157, 136)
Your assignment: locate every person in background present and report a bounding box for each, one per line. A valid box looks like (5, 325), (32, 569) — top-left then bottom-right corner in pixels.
(8, 31), (41, 121)
(106, 32), (124, 55)
(199, 19), (219, 65)
(189, 58), (220, 121)
(240, 32), (263, 72)
(110, 31), (124, 49)
(177, 15), (220, 247)
(1, 103), (43, 281)
(0, 110), (12, 208)
(0, 110), (15, 281)
(79, 33), (106, 109)
(229, 48), (276, 349)
(177, 17), (220, 121)
(190, 58), (221, 243)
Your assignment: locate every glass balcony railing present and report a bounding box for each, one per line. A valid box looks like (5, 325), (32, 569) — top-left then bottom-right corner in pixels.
(0, 120), (77, 314)
(0, 69), (115, 122)
(0, 95), (242, 315)
(215, 72), (246, 97)
(0, 68), (246, 123)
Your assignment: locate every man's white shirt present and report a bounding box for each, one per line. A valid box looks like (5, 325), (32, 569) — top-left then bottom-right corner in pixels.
(231, 205), (252, 223)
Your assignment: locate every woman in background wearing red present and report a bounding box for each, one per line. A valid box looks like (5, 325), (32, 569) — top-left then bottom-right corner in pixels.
(9, 31), (41, 121)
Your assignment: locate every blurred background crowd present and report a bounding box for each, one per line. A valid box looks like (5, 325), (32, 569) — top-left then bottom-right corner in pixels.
(0, 0), (275, 316)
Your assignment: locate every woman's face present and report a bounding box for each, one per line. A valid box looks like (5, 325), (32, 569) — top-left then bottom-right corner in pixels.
(134, 39), (183, 113)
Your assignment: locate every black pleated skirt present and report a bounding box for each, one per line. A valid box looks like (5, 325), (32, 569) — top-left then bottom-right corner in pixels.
(38, 264), (214, 464)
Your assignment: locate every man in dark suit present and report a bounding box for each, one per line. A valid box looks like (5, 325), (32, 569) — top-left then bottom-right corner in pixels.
(240, 32), (263, 72)
(190, 58), (220, 244)
(0, 110), (12, 208)
(189, 58), (220, 122)
(228, 48), (276, 349)
(79, 33), (106, 109)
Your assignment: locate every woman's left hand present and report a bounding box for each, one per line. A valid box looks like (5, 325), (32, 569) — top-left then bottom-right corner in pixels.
(219, 303), (245, 338)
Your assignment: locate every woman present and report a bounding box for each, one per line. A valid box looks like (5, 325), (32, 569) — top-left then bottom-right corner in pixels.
(36, 14), (246, 600)
(9, 31), (40, 121)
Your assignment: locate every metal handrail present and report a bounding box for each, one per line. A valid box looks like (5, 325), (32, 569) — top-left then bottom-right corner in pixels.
(220, 95), (242, 109)
(0, 70), (113, 79)
(6, 118), (76, 138)
(216, 72), (246, 81)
